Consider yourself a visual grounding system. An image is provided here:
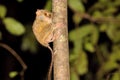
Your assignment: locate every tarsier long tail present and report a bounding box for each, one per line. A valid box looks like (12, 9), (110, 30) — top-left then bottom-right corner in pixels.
(47, 46), (54, 80)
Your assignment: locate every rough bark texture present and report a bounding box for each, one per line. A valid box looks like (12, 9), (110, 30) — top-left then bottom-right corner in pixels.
(52, 0), (70, 80)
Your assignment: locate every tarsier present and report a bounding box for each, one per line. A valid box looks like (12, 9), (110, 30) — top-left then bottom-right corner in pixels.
(32, 9), (56, 80)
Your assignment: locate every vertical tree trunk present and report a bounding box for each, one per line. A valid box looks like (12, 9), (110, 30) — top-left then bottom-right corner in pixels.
(52, 0), (70, 80)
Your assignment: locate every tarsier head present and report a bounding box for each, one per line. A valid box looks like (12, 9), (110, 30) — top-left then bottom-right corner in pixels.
(35, 9), (52, 24)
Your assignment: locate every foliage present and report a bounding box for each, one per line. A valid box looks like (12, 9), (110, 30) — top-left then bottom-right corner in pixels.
(9, 71), (18, 78)
(68, 0), (120, 80)
(0, 4), (37, 53)
(3, 17), (25, 36)
(0, 4), (32, 79)
(21, 25), (37, 53)
(0, 5), (25, 36)
(0, 5), (7, 18)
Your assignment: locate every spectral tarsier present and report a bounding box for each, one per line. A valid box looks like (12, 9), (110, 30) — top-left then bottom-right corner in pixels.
(32, 9), (59, 80)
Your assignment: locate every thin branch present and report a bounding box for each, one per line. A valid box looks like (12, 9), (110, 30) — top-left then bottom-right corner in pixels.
(0, 42), (27, 80)
(79, 13), (120, 24)
(69, 7), (120, 24)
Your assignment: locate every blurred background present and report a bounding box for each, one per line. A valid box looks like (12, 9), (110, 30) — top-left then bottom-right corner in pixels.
(0, 0), (120, 80)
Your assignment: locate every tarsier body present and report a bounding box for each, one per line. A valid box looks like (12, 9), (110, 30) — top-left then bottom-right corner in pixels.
(32, 9), (55, 80)
(32, 9), (55, 47)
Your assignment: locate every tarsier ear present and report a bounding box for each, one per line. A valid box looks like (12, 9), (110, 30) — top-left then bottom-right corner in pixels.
(36, 9), (41, 15)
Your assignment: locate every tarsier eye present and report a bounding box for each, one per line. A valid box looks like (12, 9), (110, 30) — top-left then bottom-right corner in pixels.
(48, 13), (51, 18)
(48, 14), (51, 18)
(44, 12), (48, 16)
(44, 12), (51, 18)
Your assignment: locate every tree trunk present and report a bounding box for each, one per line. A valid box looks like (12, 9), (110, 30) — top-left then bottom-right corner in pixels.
(52, 0), (70, 80)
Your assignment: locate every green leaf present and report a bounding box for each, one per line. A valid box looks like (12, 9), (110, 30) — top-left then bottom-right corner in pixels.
(97, 61), (119, 79)
(114, 0), (120, 7)
(70, 69), (79, 80)
(69, 28), (79, 41)
(73, 13), (82, 25)
(109, 50), (120, 61)
(111, 72), (120, 80)
(0, 5), (7, 18)
(74, 41), (83, 52)
(99, 23), (108, 32)
(103, 7), (117, 15)
(112, 44), (120, 52)
(44, 0), (52, 10)
(103, 61), (118, 72)
(9, 71), (18, 78)
(84, 42), (95, 52)
(92, 10), (103, 19)
(70, 51), (77, 62)
(69, 25), (89, 41)
(68, 0), (85, 12)
(70, 40), (83, 62)
(106, 24), (120, 43)
(75, 51), (88, 75)
(89, 2), (105, 13)
(3, 17), (25, 36)
(16, 0), (24, 3)
(69, 24), (99, 45)
(69, 24), (99, 53)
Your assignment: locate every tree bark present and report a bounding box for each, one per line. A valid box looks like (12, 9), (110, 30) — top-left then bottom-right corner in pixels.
(52, 0), (70, 80)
